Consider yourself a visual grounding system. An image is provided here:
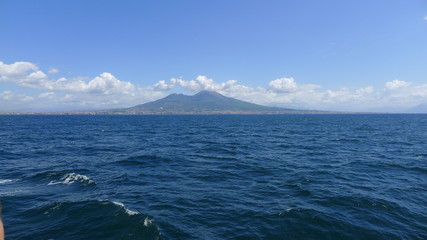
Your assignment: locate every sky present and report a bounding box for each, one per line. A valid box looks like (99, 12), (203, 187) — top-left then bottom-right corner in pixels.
(1, 0), (427, 112)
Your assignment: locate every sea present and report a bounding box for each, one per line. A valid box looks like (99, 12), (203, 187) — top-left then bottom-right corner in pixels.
(0, 114), (426, 240)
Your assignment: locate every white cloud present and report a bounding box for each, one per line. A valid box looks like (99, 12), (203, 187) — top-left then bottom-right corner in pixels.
(0, 90), (34, 102)
(0, 61), (37, 76)
(424, 16), (427, 21)
(82, 72), (135, 94)
(169, 75), (219, 91)
(0, 61), (171, 111)
(48, 68), (59, 75)
(27, 71), (48, 81)
(385, 79), (411, 90)
(0, 90), (13, 100)
(39, 92), (55, 99)
(411, 84), (427, 98)
(0, 61), (38, 83)
(268, 77), (297, 93)
(356, 86), (373, 94)
(161, 75), (240, 92)
(154, 80), (174, 90)
(0, 62), (136, 95)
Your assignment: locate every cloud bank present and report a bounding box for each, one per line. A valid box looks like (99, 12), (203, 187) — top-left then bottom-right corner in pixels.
(1, 61), (427, 112)
(0, 61), (135, 94)
(0, 61), (164, 111)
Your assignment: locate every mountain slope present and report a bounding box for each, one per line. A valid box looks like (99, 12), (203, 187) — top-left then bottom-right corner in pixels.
(121, 90), (298, 114)
(409, 103), (427, 113)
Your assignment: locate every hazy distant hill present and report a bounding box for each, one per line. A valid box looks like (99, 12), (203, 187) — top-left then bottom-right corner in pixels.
(112, 90), (304, 114)
(409, 103), (427, 113)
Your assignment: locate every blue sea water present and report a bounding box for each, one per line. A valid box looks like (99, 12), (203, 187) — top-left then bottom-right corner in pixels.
(0, 114), (426, 240)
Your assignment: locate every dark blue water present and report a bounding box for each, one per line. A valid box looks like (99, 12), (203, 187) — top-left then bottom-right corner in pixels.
(0, 114), (426, 240)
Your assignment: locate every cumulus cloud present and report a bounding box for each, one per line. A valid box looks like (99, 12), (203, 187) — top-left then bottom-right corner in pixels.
(0, 61), (37, 75)
(385, 79), (411, 90)
(0, 61), (137, 95)
(166, 75), (238, 92)
(65, 72), (135, 94)
(356, 86), (373, 94)
(0, 61), (38, 82)
(411, 84), (427, 98)
(154, 80), (174, 90)
(28, 70), (47, 80)
(0, 61), (171, 111)
(0, 90), (34, 102)
(268, 78), (298, 93)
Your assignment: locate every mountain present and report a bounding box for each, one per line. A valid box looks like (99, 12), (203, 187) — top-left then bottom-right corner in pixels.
(409, 103), (427, 113)
(112, 90), (303, 114)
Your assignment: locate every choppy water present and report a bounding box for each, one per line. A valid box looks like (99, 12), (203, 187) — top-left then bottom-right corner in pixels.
(0, 114), (426, 240)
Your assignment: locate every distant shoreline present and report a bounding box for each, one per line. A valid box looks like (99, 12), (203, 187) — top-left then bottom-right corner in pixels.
(1, 111), (422, 115)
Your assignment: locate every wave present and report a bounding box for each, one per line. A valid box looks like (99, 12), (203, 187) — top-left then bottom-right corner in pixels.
(0, 179), (14, 184)
(26, 171), (96, 187)
(110, 202), (156, 228)
(9, 200), (163, 240)
(112, 201), (139, 216)
(48, 173), (95, 186)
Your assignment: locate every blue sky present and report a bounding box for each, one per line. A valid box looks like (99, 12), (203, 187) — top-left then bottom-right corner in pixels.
(1, 0), (427, 112)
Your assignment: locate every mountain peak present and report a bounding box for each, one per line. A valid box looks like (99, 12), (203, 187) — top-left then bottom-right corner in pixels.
(193, 90), (225, 98)
(193, 90), (222, 96)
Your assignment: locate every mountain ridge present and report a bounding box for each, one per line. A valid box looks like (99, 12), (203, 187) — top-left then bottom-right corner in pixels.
(112, 90), (308, 114)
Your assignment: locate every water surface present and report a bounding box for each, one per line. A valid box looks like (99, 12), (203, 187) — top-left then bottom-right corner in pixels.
(0, 114), (426, 239)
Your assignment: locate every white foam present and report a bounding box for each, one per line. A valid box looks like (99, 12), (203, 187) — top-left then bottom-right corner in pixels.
(113, 201), (125, 208)
(126, 209), (139, 216)
(48, 173), (94, 185)
(144, 217), (153, 227)
(113, 201), (139, 216)
(113, 205), (158, 231)
(0, 179), (13, 184)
